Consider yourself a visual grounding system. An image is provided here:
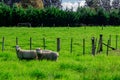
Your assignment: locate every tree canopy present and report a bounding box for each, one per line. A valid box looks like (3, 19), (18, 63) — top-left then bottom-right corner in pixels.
(85, 0), (120, 10)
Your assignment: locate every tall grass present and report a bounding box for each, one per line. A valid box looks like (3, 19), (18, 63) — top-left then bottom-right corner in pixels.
(0, 27), (120, 79)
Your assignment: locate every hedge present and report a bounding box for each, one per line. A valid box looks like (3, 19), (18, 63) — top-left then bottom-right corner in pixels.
(0, 3), (120, 27)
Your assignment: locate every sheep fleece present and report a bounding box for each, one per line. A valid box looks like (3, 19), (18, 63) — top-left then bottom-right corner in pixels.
(18, 50), (37, 59)
(38, 52), (59, 61)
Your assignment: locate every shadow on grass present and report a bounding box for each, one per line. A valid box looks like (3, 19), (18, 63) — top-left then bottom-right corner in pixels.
(30, 70), (46, 79)
(59, 63), (87, 73)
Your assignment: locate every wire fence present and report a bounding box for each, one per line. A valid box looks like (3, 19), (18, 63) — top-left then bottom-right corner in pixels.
(0, 34), (119, 56)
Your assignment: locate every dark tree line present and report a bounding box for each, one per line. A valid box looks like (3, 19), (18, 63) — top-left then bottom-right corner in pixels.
(85, 0), (120, 11)
(0, 3), (120, 27)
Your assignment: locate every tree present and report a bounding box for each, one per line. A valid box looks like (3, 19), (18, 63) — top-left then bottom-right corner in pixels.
(109, 9), (119, 25)
(0, 3), (11, 26)
(85, 0), (101, 8)
(112, 0), (120, 9)
(0, 0), (44, 8)
(42, 0), (62, 8)
(17, 0), (44, 8)
(85, 0), (111, 11)
(100, 0), (111, 11)
(95, 8), (109, 25)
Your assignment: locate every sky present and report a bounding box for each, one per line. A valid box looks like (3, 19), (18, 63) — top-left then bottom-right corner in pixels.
(62, 0), (85, 11)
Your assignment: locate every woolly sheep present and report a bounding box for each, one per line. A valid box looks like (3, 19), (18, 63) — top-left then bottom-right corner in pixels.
(36, 48), (59, 61)
(16, 45), (38, 60)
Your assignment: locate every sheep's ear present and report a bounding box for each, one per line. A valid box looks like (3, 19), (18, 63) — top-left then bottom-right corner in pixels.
(16, 45), (20, 50)
(16, 45), (18, 47)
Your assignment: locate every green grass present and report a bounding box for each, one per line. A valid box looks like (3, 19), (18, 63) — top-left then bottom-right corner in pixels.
(0, 26), (120, 80)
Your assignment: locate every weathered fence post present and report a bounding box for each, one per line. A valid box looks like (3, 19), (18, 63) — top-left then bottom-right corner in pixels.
(70, 38), (73, 53)
(68, 24), (69, 27)
(83, 39), (85, 55)
(106, 40), (110, 56)
(109, 35), (111, 46)
(116, 35), (118, 49)
(43, 38), (46, 50)
(30, 37), (32, 50)
(98, 34), (103, 53)
(99, 34), (103, 52)
(92, 37), (95, 56)
(102, 26), (103, 30)
(16, 37), (18, 45)
(41, 23), (43, 27)
(2, 37), (5, 52)
(67, 24), (70, 29)
(95, 38), (97, 54)
(53, 23), (55, 27)
(57, 38), (60, 52)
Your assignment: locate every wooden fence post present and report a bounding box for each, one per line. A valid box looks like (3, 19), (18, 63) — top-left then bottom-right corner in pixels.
(102, 26), (103, 30)
(67, 24), (70, 29)
(100, 34), (103, 52)
(68, 24), (69, 27)
(106, 40), (110, 56)
(98, 34), (103, 53)
(83, 39), (85, 55)
(70, 38), (73, 53)
(92, 37), (95, 56)
(2, 37), (5, 52)
(109, 35), (111, 46)
(95, 38), (97, 54)
(116, 35), (118, 49)
(41, 23), (43, 27)
(53, 24), (55, 27)
(16, 37), (18, 45)
(30, 37), (32, 50)
(43, 38), (46, 50)
(57, 38), (60, 52)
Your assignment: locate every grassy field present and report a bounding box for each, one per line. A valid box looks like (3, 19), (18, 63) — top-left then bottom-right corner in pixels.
(0, 27), (120, 80)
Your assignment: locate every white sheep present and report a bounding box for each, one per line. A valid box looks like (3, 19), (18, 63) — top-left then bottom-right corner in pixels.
(36, 48), (59, 61)
(16, 45), (38, 60)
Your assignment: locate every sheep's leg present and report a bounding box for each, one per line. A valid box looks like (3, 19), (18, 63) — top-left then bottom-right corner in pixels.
(35, 56), (38, 60)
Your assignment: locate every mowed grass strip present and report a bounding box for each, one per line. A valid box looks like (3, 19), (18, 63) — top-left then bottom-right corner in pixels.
(0, 27), (120, 79)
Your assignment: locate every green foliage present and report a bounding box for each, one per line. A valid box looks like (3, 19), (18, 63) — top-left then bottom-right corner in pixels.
(0, 3), (120, 26)
(0, 3), (11, 26)
(11, 5), (26, 26)
(95, 8), (109, 25)
(109, 9), (120, 25)
(76, 7), (97, 25)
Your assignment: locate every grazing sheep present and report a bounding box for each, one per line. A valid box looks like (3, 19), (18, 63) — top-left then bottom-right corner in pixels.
(36, 48), (59, 61)
(16, 45), (38, 60)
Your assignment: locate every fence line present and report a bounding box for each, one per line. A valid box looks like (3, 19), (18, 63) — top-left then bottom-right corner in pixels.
(1, 35), (119, 56)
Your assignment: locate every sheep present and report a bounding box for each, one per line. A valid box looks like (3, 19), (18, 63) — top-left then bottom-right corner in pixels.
(16, 45), (38, 60)
(36, 48), (59, 61)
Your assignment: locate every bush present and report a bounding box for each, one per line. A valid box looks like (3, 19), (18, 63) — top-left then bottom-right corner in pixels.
(0, 3), (120, 27)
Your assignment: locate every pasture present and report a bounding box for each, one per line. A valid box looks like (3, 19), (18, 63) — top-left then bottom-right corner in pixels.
(0, 27), (120, 80)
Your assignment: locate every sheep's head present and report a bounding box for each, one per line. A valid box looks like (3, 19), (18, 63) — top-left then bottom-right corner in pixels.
(16, 45), (21, 52)
(36, 48), (42, 54)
